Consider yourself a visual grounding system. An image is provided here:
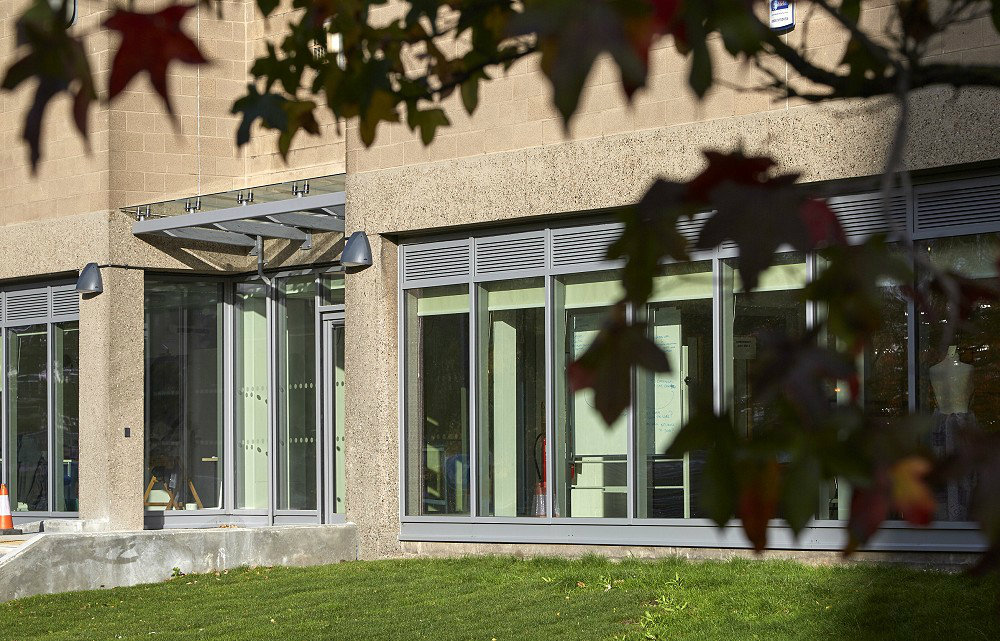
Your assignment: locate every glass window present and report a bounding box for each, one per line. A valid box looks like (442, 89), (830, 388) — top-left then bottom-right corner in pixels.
(723, 254), (808, 439)
(404, 285), (471, 515)
(321, 274), (345, 306)
(917, 234), (1000, 522)
(553, 272), (627, 519)
(235, 283), (269, 510)
(637, 261), (714, 519)
(330, 323), (346, 514)
(814, 249), (910, 520)
(54, 322), (80, 512)
(277, 276), (318, 510)
(7, 325), (48, 512)
(476, 278), (546, 517)
(144, 282), (224, 511)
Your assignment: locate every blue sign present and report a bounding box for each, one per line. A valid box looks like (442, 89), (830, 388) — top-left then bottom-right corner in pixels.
(770, 1), (795, 31)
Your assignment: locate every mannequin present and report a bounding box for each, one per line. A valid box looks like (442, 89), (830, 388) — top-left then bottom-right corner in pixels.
(929, 345), (973, 414)
(928, 345), (977, 521)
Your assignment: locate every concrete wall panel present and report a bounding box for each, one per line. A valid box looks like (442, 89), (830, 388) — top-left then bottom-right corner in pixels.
(78, 267), (145, 531)
(347, 87), (1000, 237)
(343, 234), (400, 560)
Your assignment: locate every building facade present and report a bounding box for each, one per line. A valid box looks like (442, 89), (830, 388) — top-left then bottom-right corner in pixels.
(2, 1), (1000, 560)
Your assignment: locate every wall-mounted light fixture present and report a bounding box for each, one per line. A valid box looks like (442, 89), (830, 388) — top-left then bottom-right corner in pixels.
(76, 262), (104, 295)
(341, 231), (372, 268)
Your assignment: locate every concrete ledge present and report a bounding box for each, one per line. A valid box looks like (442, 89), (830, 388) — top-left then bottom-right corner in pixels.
(400, 541), (980, 570)
(0, 524), (358, 602)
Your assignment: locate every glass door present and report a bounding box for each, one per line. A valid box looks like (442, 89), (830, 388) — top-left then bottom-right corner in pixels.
(275, 277), (320, 517)
(321, 314), (346, 521)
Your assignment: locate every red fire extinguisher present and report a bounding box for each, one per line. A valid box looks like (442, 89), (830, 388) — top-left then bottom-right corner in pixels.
(533, 436), (547, 517)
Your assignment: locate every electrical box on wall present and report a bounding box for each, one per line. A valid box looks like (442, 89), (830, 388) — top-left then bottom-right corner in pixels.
(769, 0), (795, 32)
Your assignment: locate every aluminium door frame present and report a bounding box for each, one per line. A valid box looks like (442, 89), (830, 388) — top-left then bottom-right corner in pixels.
(320, 311), (345, 523)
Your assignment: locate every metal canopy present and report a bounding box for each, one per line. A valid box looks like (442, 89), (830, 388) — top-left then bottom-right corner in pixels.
(130, 187), (346, 250)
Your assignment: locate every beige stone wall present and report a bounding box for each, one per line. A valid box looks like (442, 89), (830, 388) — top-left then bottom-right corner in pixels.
(0, 0), (347, 231)
(0, 0), (111, 226)
(243, 0), (346, 184)
(108, 0), (347, 210)
(346, 2), (1000, 176)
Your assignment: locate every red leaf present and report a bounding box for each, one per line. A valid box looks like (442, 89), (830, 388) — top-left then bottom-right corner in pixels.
(890, 456), (935, 526)
(686, 150), (776, 203)
(568, 304), (670, 424)
(649, 0), (688, 49)
(738, 459), (781, 553)
(800, 198), (847, 247)
(567, 360), (596, 393)
(105, 4), (208, 115)
(846, 471), (890, 555)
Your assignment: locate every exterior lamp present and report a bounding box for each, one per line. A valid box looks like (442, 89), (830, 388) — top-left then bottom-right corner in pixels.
(341, 231), (373, 268)
(76, 262), (104, 295)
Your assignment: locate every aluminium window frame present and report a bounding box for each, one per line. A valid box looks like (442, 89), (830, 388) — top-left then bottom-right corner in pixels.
(1, 281), (81, 522)
(397, 171), (1000, 553)
(143, 266), (347, 529)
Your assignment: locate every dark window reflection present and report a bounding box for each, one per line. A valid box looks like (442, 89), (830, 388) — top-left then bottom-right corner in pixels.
(405, 286), (470, 515)
(144, 282), (224, 511)
(8, 325), (48, 511)
(725, 254), (808, 439)
(917, 234), (1000, 522)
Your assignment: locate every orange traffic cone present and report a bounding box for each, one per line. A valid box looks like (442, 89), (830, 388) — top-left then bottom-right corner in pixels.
(0, 484), (13, 530)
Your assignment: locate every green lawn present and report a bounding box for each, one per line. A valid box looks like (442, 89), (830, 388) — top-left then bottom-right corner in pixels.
(1, 556), (997, 640)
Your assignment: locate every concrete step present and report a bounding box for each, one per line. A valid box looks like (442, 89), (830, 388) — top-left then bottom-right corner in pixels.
(0, 534), (38, 560)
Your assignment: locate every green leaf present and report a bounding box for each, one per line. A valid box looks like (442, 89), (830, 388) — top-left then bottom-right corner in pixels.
(781, 457), (821, 534)
(702, 449), (738, 528)
(407, 106), (449, 145)
(278, 99), (320, 160)
(255, 0), (281, 18)
(359, 90), (400, 147)
(610, 180), (690, 308)
(841, 0), (862, 24)
(665, 409), (734, 459)
(688, 36), (712, 98)
(805, 239), (912, 350)
(3, 0), (95, 171)
(231, 85), (288, 147)
(460, 75), (480, 116)
(514, 0), (643, 124)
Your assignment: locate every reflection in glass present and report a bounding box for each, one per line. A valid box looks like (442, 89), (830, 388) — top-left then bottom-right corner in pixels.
(554, 272), (627, 518)
(477, 279), (546, 517)
(7, 325), (48, 512)
(321, 274), (345, 306)
(404, 285), (470, 515)
(54, 322), (80, 512)
(723, 254), (808, 439)
(331, 323), (346, 514)
(235, 283), (269, 510)
(637, 262), (713, 519)
(815, 250), (909, 520)
(277, 276), (318, 510)
(917, 234), (1000, 521)
(144, 282), (224, 511)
